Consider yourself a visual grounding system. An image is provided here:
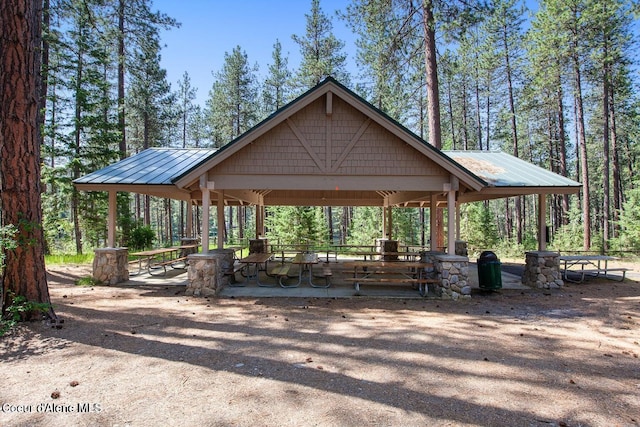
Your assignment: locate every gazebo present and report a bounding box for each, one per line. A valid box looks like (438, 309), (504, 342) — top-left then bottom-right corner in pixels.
(75, 77), (581, 293)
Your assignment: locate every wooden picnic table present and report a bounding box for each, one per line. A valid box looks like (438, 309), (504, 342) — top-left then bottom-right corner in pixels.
(343, 260), (435, 295)
(130, 244), (197, 276)
(289, 252), (321, 288)
(237, 252), (274, 287)
(559, 254), (627, 282)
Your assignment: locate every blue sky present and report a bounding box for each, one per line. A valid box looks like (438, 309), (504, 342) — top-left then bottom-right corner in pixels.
(153, 0), (358, 106)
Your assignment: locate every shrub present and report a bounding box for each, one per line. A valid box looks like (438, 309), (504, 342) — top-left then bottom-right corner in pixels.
(129, 224), (155, 250)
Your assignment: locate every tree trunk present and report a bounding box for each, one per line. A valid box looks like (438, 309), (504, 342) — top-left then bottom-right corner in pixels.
(462, 79), (469, 150)
(602, 66), (610, 252)
(0, 0), (54, 318)
(609, 85), (621, 235)
(422, 0), (444, 250)
(73, 31), (84, 254)
(117, 0), (126, 160)
(474, 53), (482, 150)
(574, 62), (591, 250)
(556, 73), (570, 225)
(422, 0), (441, 150)
(445, 75), (456, 149)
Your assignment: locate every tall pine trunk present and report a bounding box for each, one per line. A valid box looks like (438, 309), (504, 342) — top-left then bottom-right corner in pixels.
(0, 0), (54, 317)
(502, 22), (522, 244)
(117, 0), (126, 160)
(422, 0), (445, 250)
(602, 68), (610, 252)
(573, 61), (591, 250)
(556, 74), (570, 225)
(609, 86), (622, 235)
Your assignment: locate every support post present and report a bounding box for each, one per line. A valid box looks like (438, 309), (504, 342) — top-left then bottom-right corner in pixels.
(200, 175), (210, 254)
(217, 192), (224, 250)
(256, 205), (264, 237)
(456, 202), (461, 240)
(108, 190), (117, 248)
(430, 193), (437, 251)
(447, 189), (456, 254)
(538, 193), (547, 251)
(186, 200), (193, 237)
(447, 176), (459, 255)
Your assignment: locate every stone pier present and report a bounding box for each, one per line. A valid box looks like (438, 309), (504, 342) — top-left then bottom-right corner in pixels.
(434, 254), (471, 300)
(522, 251), (563, 289)
(93, 248), (129, 285)
(249, 238), (269, 254)
(185, 249), (235, 297)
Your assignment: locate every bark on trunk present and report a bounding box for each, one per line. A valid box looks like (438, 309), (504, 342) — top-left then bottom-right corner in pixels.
(117, 0), (126, 159)
(573, 59), (591, 250)
(556, 74), (570, 225)
(0, 0), (54, 318)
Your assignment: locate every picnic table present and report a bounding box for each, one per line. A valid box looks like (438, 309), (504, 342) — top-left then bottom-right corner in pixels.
(342, 260), (435, 296)
(559, 255), (628, 283)
(236, 252), (274, 287)
(130, 245), (197, 276)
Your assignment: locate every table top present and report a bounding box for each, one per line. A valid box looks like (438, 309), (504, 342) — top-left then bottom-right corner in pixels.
(239, 252), (273, 263)
(343, 260), (432, 269)
(131, 246), (191, 257)
(292, 252), (319, 264)
(559, 255), (618, 261)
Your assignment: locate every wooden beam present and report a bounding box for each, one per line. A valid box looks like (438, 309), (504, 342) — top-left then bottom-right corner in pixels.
(430, 193), (437, 251)
(200, 183), (210, 254)
(538, 193), (547, 251)
(447, 188), (456, 254)
(217, 192), (225, 250)
(108, 190), (117, 247)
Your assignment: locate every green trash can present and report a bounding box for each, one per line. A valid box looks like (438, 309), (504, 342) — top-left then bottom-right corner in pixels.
(477, 251), (502, 290)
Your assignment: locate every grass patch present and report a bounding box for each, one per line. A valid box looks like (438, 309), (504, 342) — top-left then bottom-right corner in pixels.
(45, 253), (94, 266)
(75, 276), (102, 287)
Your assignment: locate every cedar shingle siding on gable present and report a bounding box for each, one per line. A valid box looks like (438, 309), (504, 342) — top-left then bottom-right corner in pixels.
(213, 96), (445, 182)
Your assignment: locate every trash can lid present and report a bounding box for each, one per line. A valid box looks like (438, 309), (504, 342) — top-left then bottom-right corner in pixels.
(478, 251), (499, 261)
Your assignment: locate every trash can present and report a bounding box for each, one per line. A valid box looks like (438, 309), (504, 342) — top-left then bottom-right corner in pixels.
(477, 251), (502, 290)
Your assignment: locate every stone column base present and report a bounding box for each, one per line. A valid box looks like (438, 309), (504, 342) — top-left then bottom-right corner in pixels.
(186, 249), (235, 297)
(249, 239), (268, 254)
(93, 248), (129, 285)
(522, 251), (563, 288)
(435, 254), (471, 300)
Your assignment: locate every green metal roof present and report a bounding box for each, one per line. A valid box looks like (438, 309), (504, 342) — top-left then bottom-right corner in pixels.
(73, 148), (215, 186)
(443, 151), (581, 188)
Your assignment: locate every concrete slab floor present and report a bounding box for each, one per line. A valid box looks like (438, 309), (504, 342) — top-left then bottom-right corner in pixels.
(123, 261), (528, 299)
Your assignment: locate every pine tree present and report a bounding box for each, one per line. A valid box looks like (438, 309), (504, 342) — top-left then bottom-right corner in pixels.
(292, 0), (350, 90)
(341, 0), (407, 118)
(262, 40), (293, 114)
(127, 28), (175, 226)
(177, 71), (197, 148)
(206, 46), (259, 146)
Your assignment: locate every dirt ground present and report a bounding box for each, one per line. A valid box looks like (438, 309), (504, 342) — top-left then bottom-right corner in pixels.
(1, 262), (639, 427)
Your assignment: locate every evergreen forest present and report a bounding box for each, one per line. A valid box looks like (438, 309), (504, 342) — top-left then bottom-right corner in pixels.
(37, 0), (640, 257)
